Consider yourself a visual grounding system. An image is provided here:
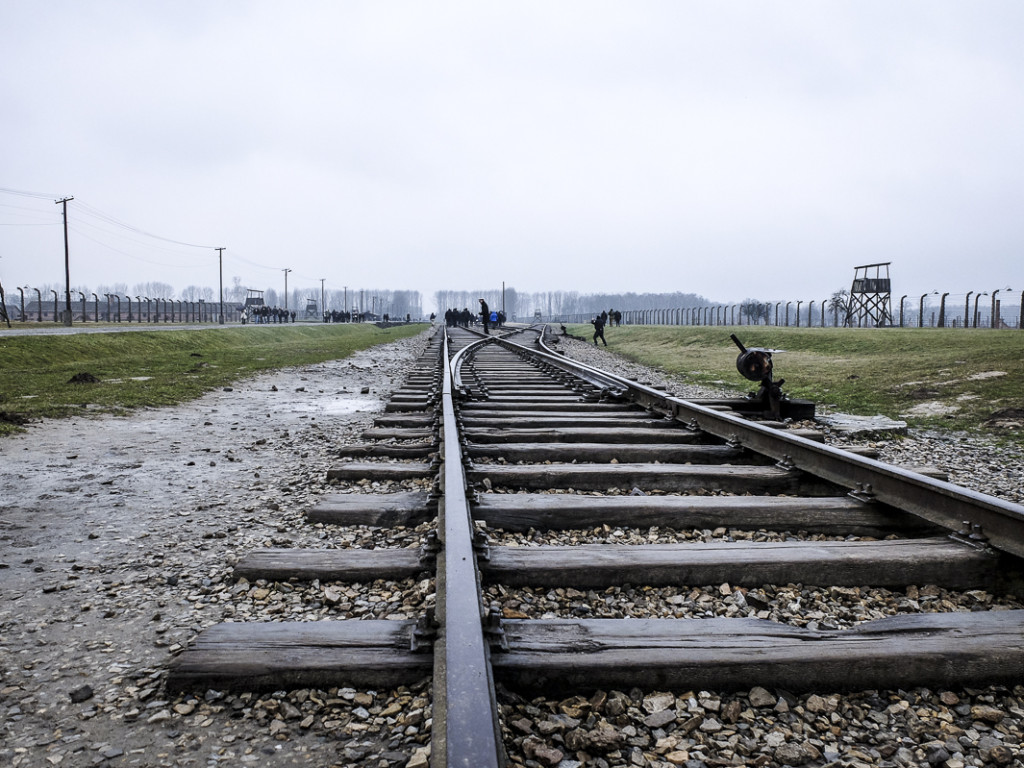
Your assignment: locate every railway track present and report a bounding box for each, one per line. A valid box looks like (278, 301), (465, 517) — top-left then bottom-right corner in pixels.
(168, 324), (1024, 767)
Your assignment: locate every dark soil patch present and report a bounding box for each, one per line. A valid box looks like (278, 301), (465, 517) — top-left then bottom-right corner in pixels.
(68, 372), (100, 383)
(0, 410), (29, 425)
(985, 407), (1024, 429)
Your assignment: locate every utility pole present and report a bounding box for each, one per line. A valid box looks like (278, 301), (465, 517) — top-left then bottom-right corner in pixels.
(55, 196), (73, 325)
(320, 279), (326, 321)
(283, 269), (292, 310)
(215, 248), (225, 324)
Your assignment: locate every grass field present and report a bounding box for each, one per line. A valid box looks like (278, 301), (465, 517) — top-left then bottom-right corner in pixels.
(2, 322), (1020, 441)
(568, 324), (1024, 439)
(0, 324), (426, 435)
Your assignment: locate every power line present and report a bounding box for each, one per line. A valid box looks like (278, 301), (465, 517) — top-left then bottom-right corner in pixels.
(67, 217), (211, 263)
(74, 201), (217, 249)
(0, 186), (64, 200)
(222, 247), (282, 273)
(68, 226), (210, 269)
(0, 189), (218, 250)
(0, 189), (313, 291)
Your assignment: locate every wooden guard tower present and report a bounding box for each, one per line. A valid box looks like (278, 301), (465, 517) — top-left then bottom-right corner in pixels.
(304, 297), (319, 320)
(844, 262), (894, 327)
(243, 289), (265, 309)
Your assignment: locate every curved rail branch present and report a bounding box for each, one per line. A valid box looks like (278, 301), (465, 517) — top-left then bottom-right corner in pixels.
(526, 331), (1024, 560)
(433, 330), (504, 768)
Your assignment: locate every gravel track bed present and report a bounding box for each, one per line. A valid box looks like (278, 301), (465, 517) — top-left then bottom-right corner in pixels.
(485, 582), (1024, 627)
(484, 523), (872, 546)
(225, 577), (435, 623)
(499, 684), (1024, 768)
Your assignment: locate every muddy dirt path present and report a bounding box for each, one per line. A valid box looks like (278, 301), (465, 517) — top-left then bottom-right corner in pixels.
(0, 332), (431, 768)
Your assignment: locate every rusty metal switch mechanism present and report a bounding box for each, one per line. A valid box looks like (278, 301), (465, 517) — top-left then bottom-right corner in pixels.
(730, 334), (787, 420)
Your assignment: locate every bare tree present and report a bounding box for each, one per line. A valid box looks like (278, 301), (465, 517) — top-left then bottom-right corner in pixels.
(740, 299), (769, 325)
(828, 290), (850, 327)
(97, 283), (129, 297)
(226, 277), (246, 303)
(180, 285), (213, 301)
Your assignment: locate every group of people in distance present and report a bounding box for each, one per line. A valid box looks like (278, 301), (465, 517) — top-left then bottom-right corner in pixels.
(248, 305), (296, 323)
(323, 310), (358, 323)
(443, 299), (505, 334)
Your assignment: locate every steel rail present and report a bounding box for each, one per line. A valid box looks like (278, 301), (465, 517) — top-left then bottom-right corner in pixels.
(462, 329), (1024, 560)
(432, 329), (504, 768)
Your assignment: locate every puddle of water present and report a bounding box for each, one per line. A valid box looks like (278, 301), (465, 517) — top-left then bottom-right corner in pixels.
(289, 396), (378, 415)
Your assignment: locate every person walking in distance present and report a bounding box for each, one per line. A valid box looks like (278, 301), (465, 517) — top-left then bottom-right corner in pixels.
(479, 298), (490, 334)
(591, 314), (607, 346)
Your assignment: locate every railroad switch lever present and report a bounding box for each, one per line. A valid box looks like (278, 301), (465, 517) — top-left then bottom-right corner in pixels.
(730, 334), (787, 421)
(484, 603), (509, 652)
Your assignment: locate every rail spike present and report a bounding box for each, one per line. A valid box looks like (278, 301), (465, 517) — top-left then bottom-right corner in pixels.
(774, 454), (797, 471)
(951, 521), (994, 552)
(473, 529), (491, 561)
(419, 530), (441, 566)
(410, 606), (437, 653)
(483, 603), (509, 652)
(848, 482), (877, 504)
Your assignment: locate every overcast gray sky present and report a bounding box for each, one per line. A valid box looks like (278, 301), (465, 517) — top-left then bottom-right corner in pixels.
(2, 1), (1022, 313)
